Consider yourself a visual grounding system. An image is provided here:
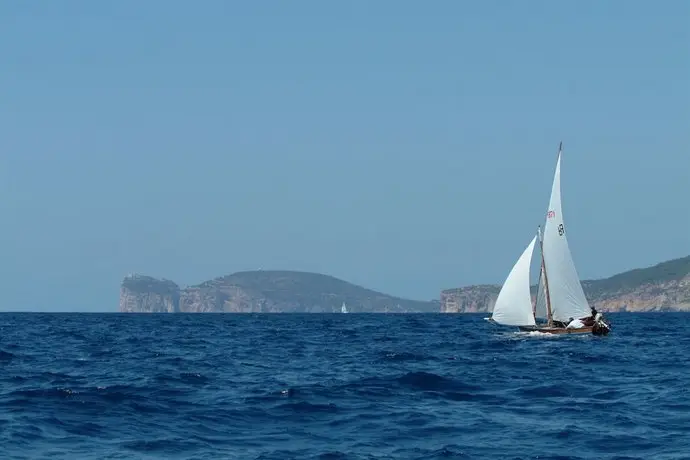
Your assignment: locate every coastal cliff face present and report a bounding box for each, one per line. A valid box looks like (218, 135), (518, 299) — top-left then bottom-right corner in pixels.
(119, 270), (438, 313)
(119, 275), (180, 313)
(580, 275), (690, 312)
(441, 255), (690, 313)
(439, 285), (499, 313)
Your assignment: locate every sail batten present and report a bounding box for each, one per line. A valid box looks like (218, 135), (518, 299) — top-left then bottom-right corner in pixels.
(491, 236), (538, 327)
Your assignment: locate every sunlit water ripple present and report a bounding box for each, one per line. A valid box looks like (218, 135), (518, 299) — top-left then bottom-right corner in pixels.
(0, 313), (688, 459)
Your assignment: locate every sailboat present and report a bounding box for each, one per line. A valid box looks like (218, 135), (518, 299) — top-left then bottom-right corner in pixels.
(489, 143), (611, 335)
(341, 302), (348, 314)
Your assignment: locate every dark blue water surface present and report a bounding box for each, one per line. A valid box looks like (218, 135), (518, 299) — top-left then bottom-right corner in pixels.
(1, 313), (689, 459)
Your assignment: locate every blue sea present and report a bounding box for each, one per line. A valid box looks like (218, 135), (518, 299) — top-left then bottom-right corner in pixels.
(1, 313), (688, 460)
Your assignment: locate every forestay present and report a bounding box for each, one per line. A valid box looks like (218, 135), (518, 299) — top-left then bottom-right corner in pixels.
(541, 151), (590, 322)
(491, 236), (537, 327)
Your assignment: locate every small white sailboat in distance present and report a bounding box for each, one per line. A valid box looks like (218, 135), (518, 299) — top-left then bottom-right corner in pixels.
(489, 143), (611, 335)
(341, 302), (348, 314)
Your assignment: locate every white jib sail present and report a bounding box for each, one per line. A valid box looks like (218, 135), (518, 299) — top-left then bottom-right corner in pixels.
(491, 236), (538, 327)
(541, 149), (591, 322)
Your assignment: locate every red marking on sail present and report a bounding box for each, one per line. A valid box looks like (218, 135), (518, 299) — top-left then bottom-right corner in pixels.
(547, 210), (556, 219)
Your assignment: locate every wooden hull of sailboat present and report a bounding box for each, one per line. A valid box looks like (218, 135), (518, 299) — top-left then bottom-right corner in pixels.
(491, 319), (610, 336)
(520, 325), (593, 335)
(518, 324), (611, 335)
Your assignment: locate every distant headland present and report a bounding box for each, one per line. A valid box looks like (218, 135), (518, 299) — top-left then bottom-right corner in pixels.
(120, 255), (690, 313)
(119, 270), (439, 313)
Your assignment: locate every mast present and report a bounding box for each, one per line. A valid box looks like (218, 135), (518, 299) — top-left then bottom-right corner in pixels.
(537, 225), (554, 326)
(532, 272), (538, 320)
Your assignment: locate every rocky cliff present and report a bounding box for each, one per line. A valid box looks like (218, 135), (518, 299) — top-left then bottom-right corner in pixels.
(119, 270), (438, 313)
(120, 275), (180, 313)
(441, 255), (690, 313)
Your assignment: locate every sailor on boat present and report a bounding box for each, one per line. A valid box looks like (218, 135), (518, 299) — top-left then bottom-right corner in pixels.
(581, 306), (598, 327)
(591, 308), (611, 335)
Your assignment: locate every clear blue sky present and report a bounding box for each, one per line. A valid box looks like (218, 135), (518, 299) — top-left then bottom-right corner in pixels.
(0, 1), (688, 311)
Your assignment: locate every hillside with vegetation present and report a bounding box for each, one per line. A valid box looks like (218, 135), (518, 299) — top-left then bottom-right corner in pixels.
(441, 255), (690, 313)
(582, 256), (690, 296)
(120, 270), (438, 313)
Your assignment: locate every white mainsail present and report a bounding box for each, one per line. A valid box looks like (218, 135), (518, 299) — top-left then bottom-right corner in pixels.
(491, 235), (538, 327)
(541, 147), (590, 322)
(341, 302), (348, 314)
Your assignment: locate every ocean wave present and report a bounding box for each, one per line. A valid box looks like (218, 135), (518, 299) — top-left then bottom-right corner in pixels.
(0, 312), (688, 459)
